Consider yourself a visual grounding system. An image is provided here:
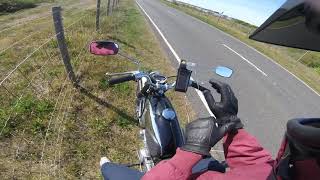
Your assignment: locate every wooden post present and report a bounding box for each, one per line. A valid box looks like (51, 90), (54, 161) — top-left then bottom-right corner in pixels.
(96, 0), (101, 31)
(107, 0), (112, 16)
(112, 0), (115, 11)
(52, 6), (77, 84)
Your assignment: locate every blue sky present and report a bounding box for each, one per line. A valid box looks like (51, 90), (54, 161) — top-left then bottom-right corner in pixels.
(179, 0), (287, 26)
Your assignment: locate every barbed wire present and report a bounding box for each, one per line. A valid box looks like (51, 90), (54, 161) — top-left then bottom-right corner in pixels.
(0, 49), (60, 135)
(0, 19), (60, 56)
(0, 0), (92, 21)
(39, 12), (100, 174)
(73, 33), (96, 76)
(48, 28), (96, 176)
(52, 87), (75, 178)
(11, 127), (27, 178)
(0, 0), (94, 34)
(0, 13), (54, 34)
(0, 8), (94, 58)
(5, 49), (62, 178)
(0, 35), (58, 87)
(41, 82), (71, 179)
(0, 5), (94, 137)
(1, 84), (18, 99)
(0, 32), (39, 55)
(13, 128), (26, 160)
(38, 76), (70, 179)
(0, 11), (91, 88)
(1, 0), (112, 177)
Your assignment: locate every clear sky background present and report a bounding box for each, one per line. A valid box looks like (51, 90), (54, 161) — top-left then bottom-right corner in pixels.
(179, 0), (287, 26)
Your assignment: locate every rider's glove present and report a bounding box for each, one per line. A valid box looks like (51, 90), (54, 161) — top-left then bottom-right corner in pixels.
(203, 79), (244, 131)
(181, 117), (236, 156)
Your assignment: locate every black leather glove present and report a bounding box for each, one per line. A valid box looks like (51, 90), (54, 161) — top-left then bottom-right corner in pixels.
(181, 117), (236, 156)
(203, 79), (244, 130)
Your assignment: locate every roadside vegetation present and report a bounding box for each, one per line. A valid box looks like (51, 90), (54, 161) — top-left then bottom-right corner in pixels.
(0, 0), (55, 14)
(163, 0), (320, 93)
(0, 0), (194, 178)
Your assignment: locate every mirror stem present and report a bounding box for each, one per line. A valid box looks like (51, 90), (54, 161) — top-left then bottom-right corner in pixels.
(118, 52), (141, 69)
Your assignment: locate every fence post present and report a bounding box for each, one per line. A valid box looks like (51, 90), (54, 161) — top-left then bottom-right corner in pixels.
(52, 6), (77, 84)
(96, 0), (101, 31)
(107, 0), (112, 16)
(112, 0), (115, 11)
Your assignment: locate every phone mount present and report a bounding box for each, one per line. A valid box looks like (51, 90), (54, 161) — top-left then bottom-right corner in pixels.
(175, 60), (192, 92)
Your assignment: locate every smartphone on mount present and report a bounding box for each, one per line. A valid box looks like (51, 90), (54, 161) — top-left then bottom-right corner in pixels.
(175, 60), (192, 92)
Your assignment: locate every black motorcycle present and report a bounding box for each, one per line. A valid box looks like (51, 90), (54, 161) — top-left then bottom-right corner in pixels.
(89, 40), (233, 172)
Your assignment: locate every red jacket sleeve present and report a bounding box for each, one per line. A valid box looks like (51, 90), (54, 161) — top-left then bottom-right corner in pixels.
(223, 129), (274, 169)
(142, 148), (202, 180)
(142, 129), (274, 180)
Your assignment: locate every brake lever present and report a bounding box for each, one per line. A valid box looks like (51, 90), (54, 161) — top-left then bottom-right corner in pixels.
(190, 80), (209, 92)
(168, 82), (176, 90)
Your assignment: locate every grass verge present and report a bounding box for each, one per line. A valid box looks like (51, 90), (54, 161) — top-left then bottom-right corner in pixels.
(0, 0), (194, 178)
(162, 0), (320, 93)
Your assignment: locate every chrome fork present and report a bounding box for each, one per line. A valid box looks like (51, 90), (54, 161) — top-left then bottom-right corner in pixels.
(138, 129), (154, 172)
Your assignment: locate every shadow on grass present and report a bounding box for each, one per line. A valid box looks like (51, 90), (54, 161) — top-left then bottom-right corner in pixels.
(74, 84), (137, 125)
(107, 35), (154, 55)
(108, 36), (137, 50)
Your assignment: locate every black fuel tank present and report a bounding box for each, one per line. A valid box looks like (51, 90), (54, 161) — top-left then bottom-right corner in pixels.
(144, 96), (184, 159)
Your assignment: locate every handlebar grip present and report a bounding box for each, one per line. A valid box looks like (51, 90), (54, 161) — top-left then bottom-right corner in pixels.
(108, 74), (135, 85)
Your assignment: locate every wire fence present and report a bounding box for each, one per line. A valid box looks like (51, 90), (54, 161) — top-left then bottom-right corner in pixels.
(0, 0), (119, 178)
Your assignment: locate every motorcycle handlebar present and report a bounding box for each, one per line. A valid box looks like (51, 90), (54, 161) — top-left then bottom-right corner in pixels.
(108, 74), (135, 85)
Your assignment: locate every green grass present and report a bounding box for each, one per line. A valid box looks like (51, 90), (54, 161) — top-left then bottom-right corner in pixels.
(162, 0), (320, 93)
(0, 0), (195, 178)
(0, 95), (54, 138)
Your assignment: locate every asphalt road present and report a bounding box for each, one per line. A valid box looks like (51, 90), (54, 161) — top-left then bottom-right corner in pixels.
(136, 0), (320, 156)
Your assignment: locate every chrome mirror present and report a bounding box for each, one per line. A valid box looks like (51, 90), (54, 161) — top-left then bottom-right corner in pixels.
(89, 41), (119, 56)
(215, 66), (233, 78)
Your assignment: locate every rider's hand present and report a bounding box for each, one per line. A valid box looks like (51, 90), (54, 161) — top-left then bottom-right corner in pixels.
(181, 117), (236, 156)
(203, 79), (244, 130)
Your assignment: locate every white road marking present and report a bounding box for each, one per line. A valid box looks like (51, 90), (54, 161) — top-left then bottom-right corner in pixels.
(136, 0), (215, 117)
(223, 44), (268, 77)
(250, 47), (320, 97)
